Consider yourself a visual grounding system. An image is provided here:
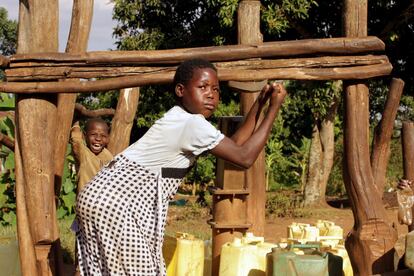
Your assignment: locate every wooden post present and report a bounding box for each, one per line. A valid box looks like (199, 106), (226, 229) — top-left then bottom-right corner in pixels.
(402, 121), (414, 232)
(211, 117), (250, 276)
(54, 0), (94, 193)
(236, 0), (267, 237)
(342, 0), (397, 274)
(52, 2), (94, 274)
(371, 78), (404, 191)
(15, 133), (37, 276)
(108, 87), (140, 155)
(16, 1), (60, 275)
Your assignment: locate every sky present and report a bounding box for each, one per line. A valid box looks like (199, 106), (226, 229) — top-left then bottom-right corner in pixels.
(1, 0), (116, 51)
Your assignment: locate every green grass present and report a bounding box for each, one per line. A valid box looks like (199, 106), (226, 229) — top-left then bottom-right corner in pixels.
(0, 218), (76, 264)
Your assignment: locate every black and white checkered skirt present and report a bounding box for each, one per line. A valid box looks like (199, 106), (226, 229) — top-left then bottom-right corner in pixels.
(76, 155), (184, 276)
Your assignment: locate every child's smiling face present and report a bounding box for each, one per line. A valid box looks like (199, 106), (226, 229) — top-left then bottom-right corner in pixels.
(175, 67), (220, 118)
(85, 122), (109, 155)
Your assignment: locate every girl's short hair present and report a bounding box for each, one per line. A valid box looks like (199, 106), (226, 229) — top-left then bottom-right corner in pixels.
(173, 59), (217, 87)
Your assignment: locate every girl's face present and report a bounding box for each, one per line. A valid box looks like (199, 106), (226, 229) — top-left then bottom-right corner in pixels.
(175, 68), (220, 118)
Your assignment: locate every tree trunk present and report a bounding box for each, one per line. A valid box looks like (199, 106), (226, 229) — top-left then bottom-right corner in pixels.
(107, 87), (140, 155)
(303, 88), (339, 207)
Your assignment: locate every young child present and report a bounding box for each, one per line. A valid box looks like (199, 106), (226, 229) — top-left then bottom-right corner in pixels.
(75, 58), (287, 275)
(70, 118), (113, 194)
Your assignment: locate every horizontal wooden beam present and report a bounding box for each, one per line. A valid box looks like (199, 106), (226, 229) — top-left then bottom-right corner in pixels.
(6, 55), (389, 81)
(9, 36), (384, 66)
(0, 63), (392, 94)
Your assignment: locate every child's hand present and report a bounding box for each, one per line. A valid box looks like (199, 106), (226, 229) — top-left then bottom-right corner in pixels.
(398, 179), (412, 190)
(269, 82), (287, 107)
(258, 82), (286, 106)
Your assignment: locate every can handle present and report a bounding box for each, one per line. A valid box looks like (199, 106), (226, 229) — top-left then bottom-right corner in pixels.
(287, 243), (320, 250)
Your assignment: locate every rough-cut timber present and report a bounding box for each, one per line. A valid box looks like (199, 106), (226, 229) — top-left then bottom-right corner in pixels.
(5, 55), (390, 81)
(54, 0), (94, 201)
(342, 1), (397, 275)
(8, 36), (385, 65)
(0, 55), (9, 67)
(107, 87), (140, 155)
(371, 78), (404, 192)
(237, 0), (266, 239)
(16, 1), (61, 275)
(402, 121), (414, 232)
(75, 103), (115, 117)
(15, 133), (38, 276)
(0, 63), (392, 94)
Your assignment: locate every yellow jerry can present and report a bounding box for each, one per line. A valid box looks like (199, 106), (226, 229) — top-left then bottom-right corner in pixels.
(0, 236), (21, 276)
(219, 233), (277, 276)
(163, 232), (204, 276)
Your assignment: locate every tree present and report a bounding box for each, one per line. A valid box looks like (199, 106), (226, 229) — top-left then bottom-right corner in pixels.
(0, 7), (17, 80)
(0, 7), (17, 56)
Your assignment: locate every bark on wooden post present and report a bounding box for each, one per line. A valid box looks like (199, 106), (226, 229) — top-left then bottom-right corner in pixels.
(108, 87), (140, 155)
(342, 1), (397, 274)
(402, 121), (414, 232)
(16, 1), (60, 275)
(54, 0), (94, 193)
(15, 134), (37, 276)
(371, 78), (404, 192)
(236, 0), (267, 237)
(211, 117), (250, 276)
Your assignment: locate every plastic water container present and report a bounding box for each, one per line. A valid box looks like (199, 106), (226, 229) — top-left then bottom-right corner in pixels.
(0, 236), (21, 276)
(163, 232), (204, 276)
(219, 233), (277, 276)
(326, 245), (353, 276)
(204, 239), (212, 276)
(288, 223), (310, 240)
(267, 244), (329, 276)
(288, 223), (319, 243)
(405, 230), (414, 270)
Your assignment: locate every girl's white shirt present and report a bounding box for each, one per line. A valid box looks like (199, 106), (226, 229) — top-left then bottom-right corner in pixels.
(121, 105), (224, 173)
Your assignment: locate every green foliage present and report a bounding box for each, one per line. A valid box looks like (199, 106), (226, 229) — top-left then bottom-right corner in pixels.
(56, 146), (77, 220)
(0, 114), (15, 226)
(0, 93), (15, 110)
(0, 7), (17, 80)
(0, 7), (16, 56)
(261, 0), (318, 35)
(266, 192), (311, 218)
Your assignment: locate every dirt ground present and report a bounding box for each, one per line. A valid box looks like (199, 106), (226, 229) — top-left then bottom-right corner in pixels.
(166, 192), (409, 258)
(62, 193), (410, 275)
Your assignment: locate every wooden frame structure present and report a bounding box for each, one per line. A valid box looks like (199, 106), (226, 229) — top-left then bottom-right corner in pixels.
(0, 0), (406, 275)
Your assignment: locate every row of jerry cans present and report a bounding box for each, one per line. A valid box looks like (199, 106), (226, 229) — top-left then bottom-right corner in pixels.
(163, 230), (353, 276)
(288, 220), (343, 248)
(219, 233), (352, 276)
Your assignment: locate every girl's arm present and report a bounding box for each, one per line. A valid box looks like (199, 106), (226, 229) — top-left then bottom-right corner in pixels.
(210, 82), (286, 169)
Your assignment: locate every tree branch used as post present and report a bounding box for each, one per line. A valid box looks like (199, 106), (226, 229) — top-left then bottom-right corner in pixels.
(371, 78), (404, 192)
